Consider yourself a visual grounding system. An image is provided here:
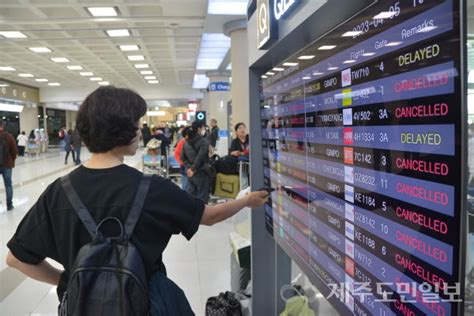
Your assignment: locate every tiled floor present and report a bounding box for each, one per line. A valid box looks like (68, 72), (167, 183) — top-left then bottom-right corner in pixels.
(0, 150), (232, 316)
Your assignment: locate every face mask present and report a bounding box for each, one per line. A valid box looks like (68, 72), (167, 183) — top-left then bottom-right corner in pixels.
(201, 129), (206, 136)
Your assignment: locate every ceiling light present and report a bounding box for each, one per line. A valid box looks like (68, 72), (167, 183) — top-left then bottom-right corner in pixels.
(266, 72), (275, 75)
(261, 75), (268, 79)
(134, 64), (149, 69)
(148, 80), (159, 84)
(48, 82), (61, 86)
(283, 62), (298, 67)
(318, 45), (336, 50)
(140, 70), (153, 75)
(29, 47), (51, 53)
(328, 67), (339, 71)
(0, 83), (9, 87)
(373, 11), (397, 19)
(196, 33), (231, 70)
(147, 110), (166, 116)
(208, 0), (247, 15)
(312, 71), (324, 76)
(90, 77), (102, 81)
(80, 72), (93, 76)
(19, 73), (34, 77)
(342, 31), (363, 37)
(35, 78), (48, 82)
(144, 76), (156, 80)
(362, 52), (376, 57)
(0, 31), (27, 38)
(98, 81), (110, 86)
(298, 55), (315, 60)
(302, 76), (311, 80)
(386, 41), (402, 47)
(0, 67), (16, 71)
(127, 55), (144, 61)
(343, 60), (356, 64)
(86, 7), (118, 17)
(51, 57), (70, 63)
(119, 45), (139, 51)
(67, 65), (83, 70)
(193, 74), (209, 89)
(0, 103), (23, 113)
(106, 29), (130, 37)
(273, 67), (285, 72)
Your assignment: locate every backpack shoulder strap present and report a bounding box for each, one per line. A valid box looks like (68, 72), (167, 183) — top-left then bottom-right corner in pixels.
(124, 174), (152, 239)
(60, 175), (97, 238)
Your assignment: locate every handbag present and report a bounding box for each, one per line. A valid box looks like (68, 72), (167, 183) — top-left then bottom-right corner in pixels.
(205, 291), (243, 316)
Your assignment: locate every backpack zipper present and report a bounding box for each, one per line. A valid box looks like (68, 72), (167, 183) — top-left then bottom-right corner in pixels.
(69, 266), (149, 306)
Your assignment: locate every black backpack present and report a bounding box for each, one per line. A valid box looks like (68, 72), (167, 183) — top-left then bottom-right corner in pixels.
(59, 174), (152, 316)
(0, 133), (10, 166)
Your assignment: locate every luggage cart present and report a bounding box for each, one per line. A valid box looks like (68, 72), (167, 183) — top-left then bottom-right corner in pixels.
(142, 139), (167, 177)
(27, 141), (40, 157)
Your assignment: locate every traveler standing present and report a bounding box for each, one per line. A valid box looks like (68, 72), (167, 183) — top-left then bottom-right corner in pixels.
(64, 129), (76, 164)
(175, 127), (191, 191)
(181, 121), (211, 203)
(58, 126), (66, 151)
(72, 128), (82, 165)
(208, 119), (220, 150)
(141, 123), (151, 147)
(5, 86), (268, 315)
(16, 131), (28, 157)
(0, 121), (18, 210)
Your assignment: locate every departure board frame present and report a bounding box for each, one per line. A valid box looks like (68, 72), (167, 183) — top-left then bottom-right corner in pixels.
(258, 1), (467, 315)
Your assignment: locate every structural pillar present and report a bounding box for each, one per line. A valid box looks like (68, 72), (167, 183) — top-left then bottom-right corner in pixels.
(205, 70), (231, 132)
(224, 19), (249, 134)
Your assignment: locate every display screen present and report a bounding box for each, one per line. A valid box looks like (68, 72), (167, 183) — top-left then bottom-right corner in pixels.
(259, 1), (463, 315)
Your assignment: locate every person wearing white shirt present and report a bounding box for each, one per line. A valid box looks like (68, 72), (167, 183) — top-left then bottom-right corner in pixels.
(16, 131), (28, 157)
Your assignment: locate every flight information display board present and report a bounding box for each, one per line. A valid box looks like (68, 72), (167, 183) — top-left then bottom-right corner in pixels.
(259, 1), (463, 315)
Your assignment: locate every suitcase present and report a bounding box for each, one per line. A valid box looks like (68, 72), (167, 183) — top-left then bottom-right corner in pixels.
(214, 173), (240, 199)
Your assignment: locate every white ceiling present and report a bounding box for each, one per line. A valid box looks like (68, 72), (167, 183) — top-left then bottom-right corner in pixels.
(0, 0), (208, 96)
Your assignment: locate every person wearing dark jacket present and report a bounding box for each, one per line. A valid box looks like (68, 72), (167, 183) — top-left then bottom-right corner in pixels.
(229, 122), (249, 157)
(141, 123), (151, 147)
(181, 121), (211, 203)
(208, 119), (219, 149)
(0, 121), (18, 210)
(71, 128), (82, 165)
(64, 129), (76, 164)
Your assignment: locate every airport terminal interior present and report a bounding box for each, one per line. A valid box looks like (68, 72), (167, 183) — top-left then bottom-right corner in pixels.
(1, 0), (474, 315)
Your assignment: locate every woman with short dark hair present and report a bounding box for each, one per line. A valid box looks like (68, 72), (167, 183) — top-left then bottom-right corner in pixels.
(64, 129), (75, 164)
(5, 86), (268, 315)
(229, 122), (249, 157)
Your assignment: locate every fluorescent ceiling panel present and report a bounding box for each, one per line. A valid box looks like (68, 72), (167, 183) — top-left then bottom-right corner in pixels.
(106, 29), (130, 37)
(140, 70), (153, 75)
(134, 64), (149, 69)
(119, 45), (139, 51)
(192, 74), (209, 89)
(0, 103), (23, 113)
(208, 0), (247, 15)
(35, 78), (48, 82)
(90, 77), (102, 81)
(127, 55), (144, 61)
(19, 73), (34, 77)
(51, 57), (70, 63)
(0, 67), (16, 71)
(0, 31), (27, 38)
(144, 76), (156, 80)
(98, 81), (110, 86)
(196, 33), (230, 70)
(67, 65), (83, 70)
(29, 47), (51, 53)
(48, 82), (61, 86)
(80, 72), (93, 76)
(87, 7), (118, 17)
(148, 80), (159, 84)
